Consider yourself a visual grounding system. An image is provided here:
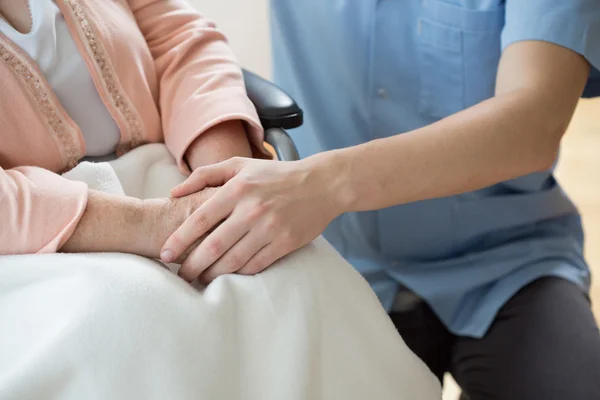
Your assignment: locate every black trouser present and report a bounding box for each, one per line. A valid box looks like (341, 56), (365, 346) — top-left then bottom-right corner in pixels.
(390, 277), (600, 400)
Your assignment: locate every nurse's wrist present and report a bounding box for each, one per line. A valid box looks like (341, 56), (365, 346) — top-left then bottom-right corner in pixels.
(306, 149), (358, 215)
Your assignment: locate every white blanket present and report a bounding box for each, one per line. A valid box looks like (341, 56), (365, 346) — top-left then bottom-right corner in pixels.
(0, 144), (441, 400)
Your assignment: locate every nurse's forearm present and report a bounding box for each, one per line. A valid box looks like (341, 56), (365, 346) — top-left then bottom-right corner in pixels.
(324, 90), (562, 212)
(322, 40), (590, 213)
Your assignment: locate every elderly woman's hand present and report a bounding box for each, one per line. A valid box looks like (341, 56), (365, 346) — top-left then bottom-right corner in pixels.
(160, 156), (345, 283)
(61, 187), (220, 260)
(142, 187), (221, 259)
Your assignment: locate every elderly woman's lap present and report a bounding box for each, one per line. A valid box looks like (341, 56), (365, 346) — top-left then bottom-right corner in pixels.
(0, 238), (441, 400)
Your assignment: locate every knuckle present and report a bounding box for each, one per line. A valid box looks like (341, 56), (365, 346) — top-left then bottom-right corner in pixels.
(223, 254), (243, 272)
(265, 214), (283, 231)
(206, 239), (223, 259)
(231, 179), (250, 197)
(192, 213), (210, 232)
(246, 201), (268, 223)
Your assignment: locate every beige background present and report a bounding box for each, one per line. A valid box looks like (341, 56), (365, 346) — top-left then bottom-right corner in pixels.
(189, 0), (272, 78)
(190, 2), (599, 399)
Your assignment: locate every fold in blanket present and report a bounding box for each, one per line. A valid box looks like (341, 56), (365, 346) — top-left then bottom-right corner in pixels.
(0, 144), (441, 400)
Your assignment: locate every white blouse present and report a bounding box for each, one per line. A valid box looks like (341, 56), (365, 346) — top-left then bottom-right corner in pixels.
(0, 0), (121, 158)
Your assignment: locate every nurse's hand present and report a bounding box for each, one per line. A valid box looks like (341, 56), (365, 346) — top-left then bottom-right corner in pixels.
(160, 156), (344, 282)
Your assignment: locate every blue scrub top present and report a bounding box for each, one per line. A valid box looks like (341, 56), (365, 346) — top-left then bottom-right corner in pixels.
(270, 0), (600, 338)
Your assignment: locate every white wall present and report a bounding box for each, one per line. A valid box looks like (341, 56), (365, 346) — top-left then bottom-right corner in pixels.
(188, 0), (272, 78)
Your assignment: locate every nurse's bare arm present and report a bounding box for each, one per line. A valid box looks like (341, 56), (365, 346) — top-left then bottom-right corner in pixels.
(61, 189), (214, 260)
(330, 41), (590, 212)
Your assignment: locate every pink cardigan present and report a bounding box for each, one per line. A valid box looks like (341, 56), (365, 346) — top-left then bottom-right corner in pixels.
(0, 0), (265, 254)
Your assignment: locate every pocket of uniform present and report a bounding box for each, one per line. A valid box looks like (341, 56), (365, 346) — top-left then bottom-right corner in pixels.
(417, 17), (464, 119)
(461, 7), (505, 108)
(417, 0), (506, 119)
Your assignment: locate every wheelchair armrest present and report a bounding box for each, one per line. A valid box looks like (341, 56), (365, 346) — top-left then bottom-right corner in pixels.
(243, 69), (303, 130)
(264, 127), (300, 162)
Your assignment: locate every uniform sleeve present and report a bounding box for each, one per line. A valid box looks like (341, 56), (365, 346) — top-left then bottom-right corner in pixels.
(501, 0), (600, 70)
(128, 0), (265, 173)
(0, 166), (88, 255)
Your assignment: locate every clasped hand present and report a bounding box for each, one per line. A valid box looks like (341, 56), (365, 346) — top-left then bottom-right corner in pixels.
(160, 157), (342, 283)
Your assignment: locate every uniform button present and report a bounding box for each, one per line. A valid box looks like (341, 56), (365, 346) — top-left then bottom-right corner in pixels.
(377, 88), (388, 99)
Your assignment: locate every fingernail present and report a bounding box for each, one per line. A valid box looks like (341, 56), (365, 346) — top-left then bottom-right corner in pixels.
(161, 250), (174, 263)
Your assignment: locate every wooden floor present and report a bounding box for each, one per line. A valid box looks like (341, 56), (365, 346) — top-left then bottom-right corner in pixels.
(443, 98), (600, 399)
(557, 99), (600, 319)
